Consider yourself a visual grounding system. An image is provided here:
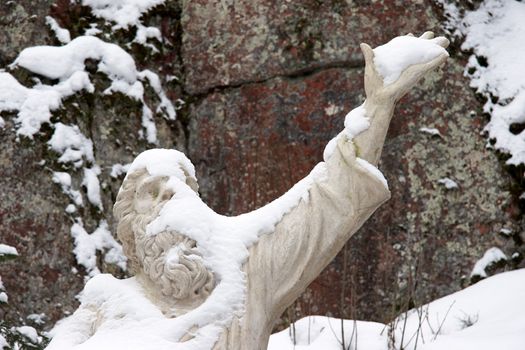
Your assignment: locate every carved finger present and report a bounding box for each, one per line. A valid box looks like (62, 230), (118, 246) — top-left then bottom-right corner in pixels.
(432, 36), (450, 48)
(420, 31), (435, 39)
(359, 43), (374, 66)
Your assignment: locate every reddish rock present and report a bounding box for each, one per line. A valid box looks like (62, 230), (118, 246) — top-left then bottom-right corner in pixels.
(188, 68), (364, 214)
(181, 0), (442, 94)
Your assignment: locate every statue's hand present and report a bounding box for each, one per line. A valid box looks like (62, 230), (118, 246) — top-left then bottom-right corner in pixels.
(360, 32), (449, 104)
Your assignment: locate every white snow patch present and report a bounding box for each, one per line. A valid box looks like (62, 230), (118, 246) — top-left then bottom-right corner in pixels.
(440, 0), (525, 165)
(70, 220), (127, 276)
(84, 23), (102, 36)
(344, 104), (369, 139)
(82, 0), (166, 29)
(373, 35), (448, 85)
(0, 335), (8, 350)
(6, 36), (174, 142)
(139, 70), (176, 120)
(499, 228), (512, 236)
(27, 313), (47, 325)
(65, 204), (77, 214)
(82, 0), (167, 50)
(45, 16), (71, 44)
(0, 292), (7, 304)
(110, 163), (131, 178)
(0, 117), (5, 129)
(82, 166), (103, 210)
(14, 36), (137, 83)
(0, 244), (18, 256)
(470, 247), (507, 278)
(0, 71), (93, 138)
(48, 123), (94, 167)
(15, 326), (39, 344)
(52, 172), (84, 207)
(126, 149), (197, 183)
(437, 177), (459, 190)
(420, 127), (442, 137)
(324, 103), (343, 116)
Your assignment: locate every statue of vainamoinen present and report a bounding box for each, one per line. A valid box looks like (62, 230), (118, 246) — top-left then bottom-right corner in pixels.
(46, 32), (449, 350)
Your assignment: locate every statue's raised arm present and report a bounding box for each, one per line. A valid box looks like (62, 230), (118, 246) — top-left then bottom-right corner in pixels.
(242, 31), (449, 347)
(45, 32), (449, 350)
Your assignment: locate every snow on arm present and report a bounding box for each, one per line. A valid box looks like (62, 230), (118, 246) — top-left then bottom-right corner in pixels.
(323, 103), (388, 188)
(344, 104), (370, 139)
(373, 35), (449, 85)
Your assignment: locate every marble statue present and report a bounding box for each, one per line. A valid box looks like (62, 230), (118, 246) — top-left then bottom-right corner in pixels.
(46, 32), (449, 350)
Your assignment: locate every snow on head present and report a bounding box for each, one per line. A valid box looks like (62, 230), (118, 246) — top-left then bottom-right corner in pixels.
(373, 35), (449, 85)
(126, 148), (197, 184)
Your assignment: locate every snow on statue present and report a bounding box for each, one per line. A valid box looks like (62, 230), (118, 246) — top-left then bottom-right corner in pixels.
(46, 32), (449, 350)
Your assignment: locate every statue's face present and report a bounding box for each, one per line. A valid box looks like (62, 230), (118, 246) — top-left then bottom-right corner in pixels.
(133, 175), (174, 215)
(124, 171), (215, 303)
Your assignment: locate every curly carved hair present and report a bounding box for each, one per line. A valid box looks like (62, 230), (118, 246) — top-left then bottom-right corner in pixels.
(113, 168), (214, 301)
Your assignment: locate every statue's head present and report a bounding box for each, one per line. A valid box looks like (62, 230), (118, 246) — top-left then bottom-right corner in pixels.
(113, 150), (214, 303)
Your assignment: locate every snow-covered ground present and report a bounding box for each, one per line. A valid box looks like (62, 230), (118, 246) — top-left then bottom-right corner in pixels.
(268, 268), (525, 350)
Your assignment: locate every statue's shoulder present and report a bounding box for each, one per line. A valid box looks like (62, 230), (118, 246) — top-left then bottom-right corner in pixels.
(80, 274), (164, 319)
(81, 274), (140, 304)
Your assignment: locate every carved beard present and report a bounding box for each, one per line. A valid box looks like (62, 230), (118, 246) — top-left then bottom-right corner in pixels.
(131, 202), (215, 301)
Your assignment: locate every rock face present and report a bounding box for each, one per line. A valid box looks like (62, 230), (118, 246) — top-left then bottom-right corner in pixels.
(0, 0), (522, 336)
